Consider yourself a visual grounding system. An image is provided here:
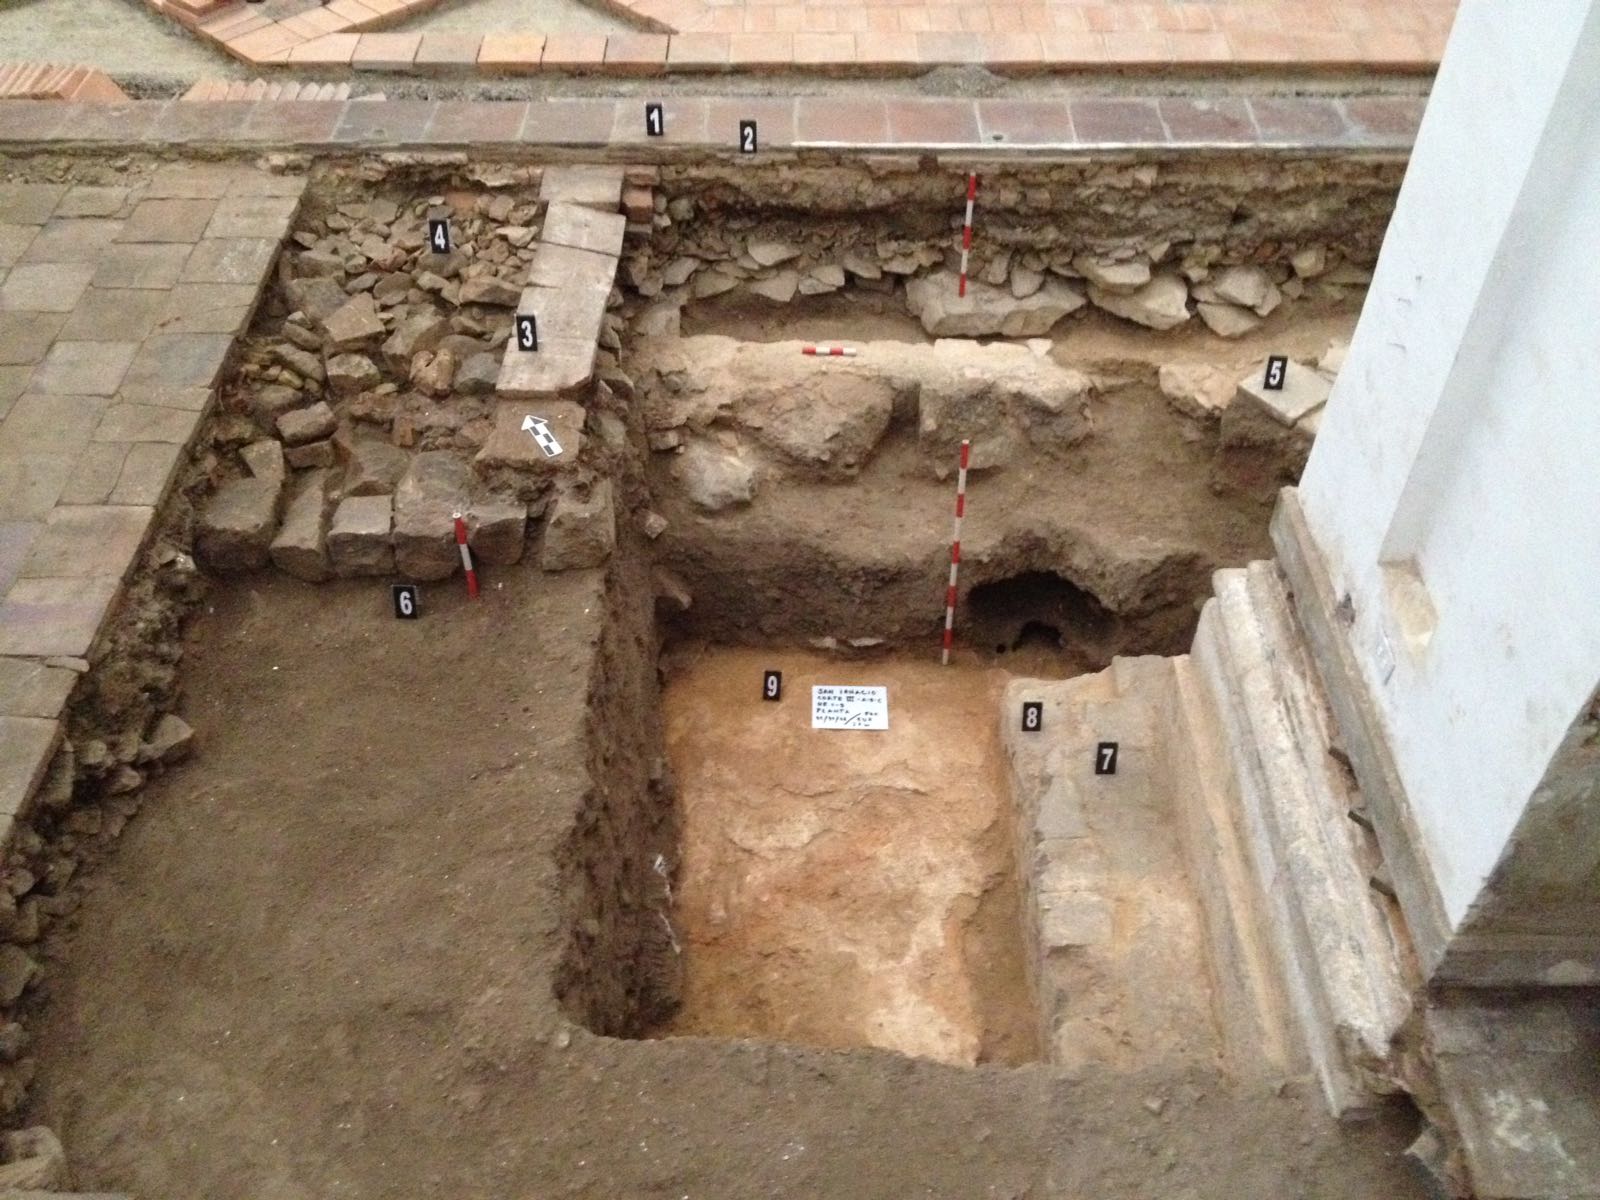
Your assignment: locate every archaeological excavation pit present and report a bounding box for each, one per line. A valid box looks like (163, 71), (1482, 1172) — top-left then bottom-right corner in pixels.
(0, 151), (1437, 1199)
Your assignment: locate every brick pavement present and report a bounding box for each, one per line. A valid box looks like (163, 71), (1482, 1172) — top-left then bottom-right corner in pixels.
(141, 0), (1453, 74)
(0, 166), (304, 837)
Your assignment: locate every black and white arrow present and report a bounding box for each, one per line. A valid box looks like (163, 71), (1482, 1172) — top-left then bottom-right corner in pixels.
(521, 414), (564, 459)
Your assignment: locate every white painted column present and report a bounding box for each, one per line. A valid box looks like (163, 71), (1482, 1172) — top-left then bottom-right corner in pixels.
(1295, 0), (1600, 984)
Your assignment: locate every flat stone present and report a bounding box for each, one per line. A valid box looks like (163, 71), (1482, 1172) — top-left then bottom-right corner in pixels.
(277, 402), (336, 446)
(0, 576), (119, 658)
(0, 312), (66, 366)
(747, 270), (800, 304)
(1236, 358), (1331, 426)
(139, 713), (194, 766)
(121, 333), (234, 392)
(29, 342), (136, 397)
(0, 262), (94, 312)
(0, 184), (65, 224)
(93, 404), (202, 445)
(196, 477), (281, 571)
(327, 494), (394, 577)
(108, 443), (182, 507)
(250, 384), (304, 428)
(381, 311), (449, 374)
(540, 478), (615, 571)
(539, 165), (624, 212)
(475, 401), (586, 475)
(337, 432), (408, 496)
(20, 505), (153, 580)
(747, 238), (800, 267)
(320, 294), (386, 351)
(392, 452), (473, 581)
(0, 658), (76, 719)
(468, 496), (526, 565)
(93, 243), (192, 290)
(21, 218), (124, 264)
(59, 443), (128, 505)
(539, 204), (626, 259)
(326, 353), (381, 396)
(673, 440), (756, 511)
(1211, 265), (1273, 310)
(180, 238), (278, 286)
(457, 276), (520, 307)
(905, 272), (1086, 337)
(1072, 255), (1150, 294)
(285, 439), (335, 470)
(1158, 363), (1234, 421)
(59, 289), (170, 343)
(270, 469), (332, 582)
(1197, 301), (1262, 339)
(1040, 892), (1113, 948)
(1088, 273), (1192, 331)
(496, 337), (596, 399)
(206, 194), (300, 240)
(284, 276), (348, 323)
(0, 716), (59, 827)
(456, 352), (501, 395)
(119, 198), (215, 245)
(240, 439), (286, 490)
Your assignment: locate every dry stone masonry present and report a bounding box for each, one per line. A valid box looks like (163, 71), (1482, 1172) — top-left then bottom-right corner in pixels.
(196, 166), (639, 585)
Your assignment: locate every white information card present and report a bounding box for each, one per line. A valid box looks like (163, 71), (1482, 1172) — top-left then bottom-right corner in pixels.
(811, 685), (889, 730)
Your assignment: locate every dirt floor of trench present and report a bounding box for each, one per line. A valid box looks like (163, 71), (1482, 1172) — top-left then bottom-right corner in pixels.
(654, 645), (1037, 1067)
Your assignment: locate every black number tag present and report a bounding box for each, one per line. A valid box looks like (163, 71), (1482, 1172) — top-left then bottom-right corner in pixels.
(739, 119), (757, 154)
(646, 102), (664, 137)
(762, 670), (782, 701)
(1095, 741), (1119, 775)
(392, 583), (420, 619)
(1021, 701), (1042, 732)
(1263, 355), (1287, 391)
(515, 314), (538, 352)
(427, 217), (450, 254)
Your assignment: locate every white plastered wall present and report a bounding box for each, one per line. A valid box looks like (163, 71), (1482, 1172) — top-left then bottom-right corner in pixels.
(1297, 0), (1600, 928)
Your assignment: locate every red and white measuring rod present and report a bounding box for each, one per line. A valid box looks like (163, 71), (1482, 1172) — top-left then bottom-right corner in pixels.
(941, 439), (971, 666)
(453, 513), (479, 599)
(957, 172), (978, 299)
(800, 345), (857, 357)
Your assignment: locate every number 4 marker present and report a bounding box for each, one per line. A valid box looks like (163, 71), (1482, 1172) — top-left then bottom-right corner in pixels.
(427, 217), (450, 254)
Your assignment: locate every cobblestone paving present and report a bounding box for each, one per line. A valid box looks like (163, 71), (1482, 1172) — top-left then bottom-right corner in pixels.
(0, 165), (303, 834)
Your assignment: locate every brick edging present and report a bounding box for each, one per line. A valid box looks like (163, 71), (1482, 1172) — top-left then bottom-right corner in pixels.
(0, 94), (1424, 158)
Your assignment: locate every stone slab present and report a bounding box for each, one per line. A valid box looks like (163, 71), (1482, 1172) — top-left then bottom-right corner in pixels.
(1236, 358), (1331, 427)
(0, 657), (76, 720)
(475, 401), (586, 472)
(496, 335), (597, 400)
(20, 505), (155, 581)
(1428, 996), (1600, 1200)
(538, 203), (627, 259)
(0, 262), (95, 312)
(0, 576), (120, 658)
(29, 341), (138, 396)
(0, 714), (60, 822)
(538, 165), (625, 212)
(94, 404), (203, 445)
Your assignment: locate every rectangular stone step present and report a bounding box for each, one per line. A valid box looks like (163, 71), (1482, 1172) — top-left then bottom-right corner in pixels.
(1192, 562), (1412, 1116)
(1166, 652), (1302, 1078)
(1428, 994), (1600, 1199)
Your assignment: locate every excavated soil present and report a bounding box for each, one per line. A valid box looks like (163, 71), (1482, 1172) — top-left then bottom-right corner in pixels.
(655, 646), (1036, 1067)
(22, 564), (1429, 1200)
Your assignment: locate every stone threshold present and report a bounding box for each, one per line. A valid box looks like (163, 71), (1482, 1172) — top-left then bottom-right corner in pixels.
(0, 94), (1422, 158)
